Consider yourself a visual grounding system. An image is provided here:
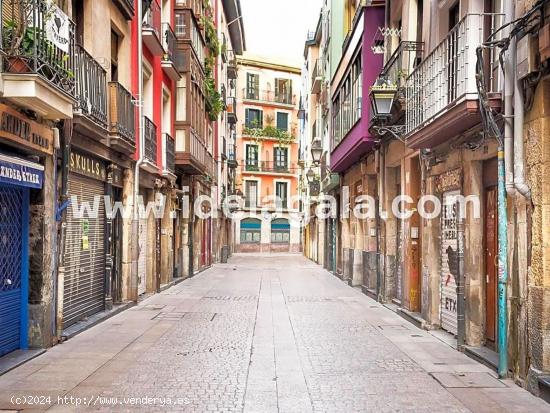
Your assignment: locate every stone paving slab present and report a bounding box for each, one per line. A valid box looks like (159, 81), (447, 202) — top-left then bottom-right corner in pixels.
(0, 253), (548, 412)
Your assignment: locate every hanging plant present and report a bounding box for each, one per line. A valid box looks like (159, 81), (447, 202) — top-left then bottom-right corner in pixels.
(201, 11), (223, 121)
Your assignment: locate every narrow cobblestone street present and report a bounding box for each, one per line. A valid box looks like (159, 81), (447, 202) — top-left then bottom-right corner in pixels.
(0, 254), (548, 413)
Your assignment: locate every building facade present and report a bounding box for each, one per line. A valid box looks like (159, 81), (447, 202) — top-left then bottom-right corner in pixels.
(301, 0), (550, 401)
(0, 0), (243, 360)
(234, 55), (302, 253)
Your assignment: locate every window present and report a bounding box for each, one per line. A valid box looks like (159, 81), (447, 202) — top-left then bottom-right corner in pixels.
(245, 108), (263, 129)
(245, 145), (259, 171)
(271, 218), (290, 243)
(246, 73), (259, 100)
(276, 112), (289, 130)
(274, 147), (288, 171)
(111, 30), (120, 81)
(275, 182), (288, 208)
(274, 78), (292, 104)
(332, 50), (362, 148)
(241, 218), (261, 243)
(244, 181), (258, 208)
(175, 11), (186, 37)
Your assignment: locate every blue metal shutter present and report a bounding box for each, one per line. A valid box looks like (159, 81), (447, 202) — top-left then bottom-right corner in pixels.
(0, 184), (27, 356)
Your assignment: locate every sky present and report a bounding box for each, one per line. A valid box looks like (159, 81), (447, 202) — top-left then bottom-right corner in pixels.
(239, 0), (323, 66)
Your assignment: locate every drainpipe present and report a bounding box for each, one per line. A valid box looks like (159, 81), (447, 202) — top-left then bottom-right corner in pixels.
(131, 0), (145, 302)
(504, 38), (515, 195)
(513, 62), (531, 199)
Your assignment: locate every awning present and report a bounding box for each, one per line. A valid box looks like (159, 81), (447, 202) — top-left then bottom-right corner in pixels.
(0, 153), (44, 189)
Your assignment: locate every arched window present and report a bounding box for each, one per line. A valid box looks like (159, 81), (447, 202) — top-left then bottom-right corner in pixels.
(240, 218), (261, 244)
(271, 218), (290, 244)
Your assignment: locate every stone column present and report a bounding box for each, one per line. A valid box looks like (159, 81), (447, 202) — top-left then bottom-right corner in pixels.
(121, 167), (134, 302)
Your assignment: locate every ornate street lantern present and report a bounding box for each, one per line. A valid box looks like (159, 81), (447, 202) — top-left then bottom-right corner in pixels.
(310, 139), (323, 165)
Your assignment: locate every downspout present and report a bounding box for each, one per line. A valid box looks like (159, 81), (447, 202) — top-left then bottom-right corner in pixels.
(513, 64), (531, 199)
(131, 0), (145, 302)
(456, 197), (465, 348)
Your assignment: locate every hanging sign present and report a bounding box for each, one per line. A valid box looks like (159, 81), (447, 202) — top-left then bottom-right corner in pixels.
(0, 154), (44, 189)
(70, 151), (107, 181)
(0, 104), (54, 155)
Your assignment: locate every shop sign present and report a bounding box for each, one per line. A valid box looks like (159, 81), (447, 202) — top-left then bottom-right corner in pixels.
(0, 154), (44, 189)
(70, 151), (107, 181)
(0, 104), (54, 155)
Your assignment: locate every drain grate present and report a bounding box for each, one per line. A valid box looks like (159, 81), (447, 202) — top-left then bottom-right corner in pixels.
(378, 325), (410, 331)
(430, 372), (506, 388)
(375, 359), (422, 372)
(286, 296), (354, 303)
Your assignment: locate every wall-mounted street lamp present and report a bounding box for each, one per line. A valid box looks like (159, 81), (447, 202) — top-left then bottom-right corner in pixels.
(310, 139), (323, 165)
(369, 78), (406, 143)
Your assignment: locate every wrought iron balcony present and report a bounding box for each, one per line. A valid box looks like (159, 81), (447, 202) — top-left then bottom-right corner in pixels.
(74, 45), (108, 130)
(0, 0), (76, 118)
(143, 116), (158, 167)
(112, 0), (135, 20)
(227, 50), (237, 79)
(161, 22), (180, 80)
(243, 88), (296, 106)
(108, 82), (136, 153)
(226, 96), (237, 124)
(405, 14), (503, 144)
(143, 0), (164, 55)
(244, 161), (298, 174)
(228, 144), (238, 168)
(311, 59), (323, 94)
(381, 41), (423, 94)
(163, 133), (176, 175)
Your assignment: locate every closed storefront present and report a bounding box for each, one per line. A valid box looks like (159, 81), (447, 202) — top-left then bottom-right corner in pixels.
(0, 154), (43, 356)
(440, 190), (460, 335)
(138, 210), (148, 296)
(63, 151), (107, 328)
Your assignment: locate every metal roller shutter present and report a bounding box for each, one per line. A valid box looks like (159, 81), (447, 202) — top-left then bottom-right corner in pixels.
(440, 191), (459, 335)
(63, 174), (106, 328)
(138, 217), (147, 295)
(0, 185), (25, 356)
(396, 219), (403, 303)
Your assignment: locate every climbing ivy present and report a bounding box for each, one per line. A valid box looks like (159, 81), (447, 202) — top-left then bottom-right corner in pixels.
(201, 7), (223, 121)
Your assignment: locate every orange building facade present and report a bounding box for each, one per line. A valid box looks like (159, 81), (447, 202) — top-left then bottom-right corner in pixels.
(234, 55), (302, 253)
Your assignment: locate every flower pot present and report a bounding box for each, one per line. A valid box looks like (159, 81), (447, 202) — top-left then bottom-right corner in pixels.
(7, 56), (30, 74)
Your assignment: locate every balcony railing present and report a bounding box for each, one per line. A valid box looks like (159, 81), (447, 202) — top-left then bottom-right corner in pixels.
(228, 144), (237, 166)
(227, 49), (237, 79)
(74, 45), (108, 128)
(311, 59), (323, 93)
(144, 0), (162, 40)
(144, 116), (158, 164)
(244, 161), (298, 174)
(381, 41), (423, 91)
(162, 22), (176, 61)
(226, 96), (237, 124)
(164, 133), (175, 174)
(243, 88), (296, 106)
(109, 82), (136, 145)
(405, 14), (503, 137)
(0, 0), (76, 96)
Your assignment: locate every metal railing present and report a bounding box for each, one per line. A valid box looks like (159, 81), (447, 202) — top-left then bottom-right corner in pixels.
(0, 0), (76, 96)
(243, 88), (296, 105)
(162, 22), (176, 61)
(311, 58), (323, 90)
(221, 137), (227, 159)
(405, 14), (503, 136)
(112, 0), (135, 18)
(164, 133), (175, 173)
(226, 96), (237, 121)
(181, 129), (215, 176)
(244, 161), (298, 174)
(381, 41), (423, 91)
(228, 144), (237, 163)
(74, 45), (108, 128)
(108, 82), (136, 145)
(144, 116), (158, 164)
(144, 0), (162, 40)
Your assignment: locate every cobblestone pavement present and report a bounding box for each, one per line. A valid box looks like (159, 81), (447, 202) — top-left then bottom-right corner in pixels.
(0, 254), (548, 412)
